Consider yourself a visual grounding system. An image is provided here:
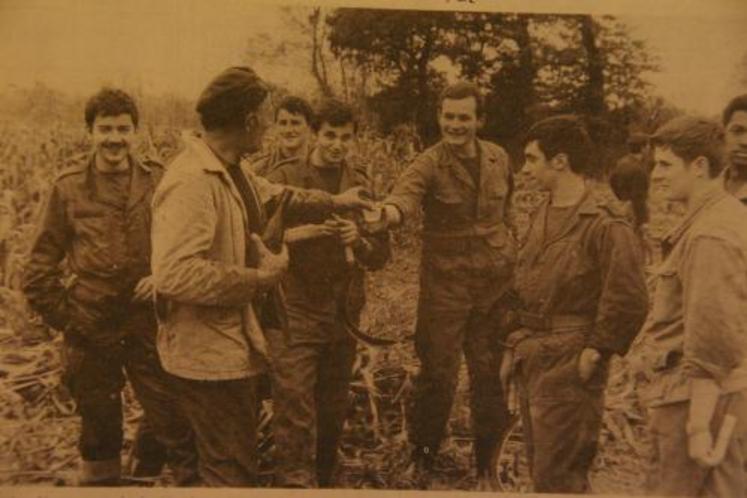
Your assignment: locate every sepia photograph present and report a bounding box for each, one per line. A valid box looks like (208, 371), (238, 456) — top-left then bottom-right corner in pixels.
(0, 0), (746, 496)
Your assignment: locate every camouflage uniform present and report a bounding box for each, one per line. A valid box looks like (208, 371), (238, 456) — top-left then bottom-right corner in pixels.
(22, 154), (197, 485)
(508, 189), (648, 493)
(384, 139), (515, 473)
(264, 156), (390, 487)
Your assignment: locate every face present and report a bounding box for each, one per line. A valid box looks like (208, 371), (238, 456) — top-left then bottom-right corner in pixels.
(438, 96), (482, 149)
(241, 98), (273, 155)
(276, 109), (310, 154)
(725, 110), (747, 169)
(90, 113), (136, 167)
(651, 146), (699, 201)
(316, 122), (355, 166)
(523, 140), (557, 190)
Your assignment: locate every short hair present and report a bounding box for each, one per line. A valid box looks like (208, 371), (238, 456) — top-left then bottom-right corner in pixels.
(723, 94), (747, 126)
(524, 114), (594, 176)
(312, 98), (357, 133)
(84, 88), (139, 130)
(196, 66), (269, 131)
(438, 82), (485, 118)
(651, 115), (725, 178)
(627, 132), (650, 154)
(275, 96), (314, 126)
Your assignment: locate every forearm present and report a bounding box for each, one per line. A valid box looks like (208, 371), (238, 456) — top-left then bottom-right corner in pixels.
(153, 257), (270, 306)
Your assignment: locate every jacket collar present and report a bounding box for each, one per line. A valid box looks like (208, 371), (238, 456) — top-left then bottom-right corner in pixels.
(662, 183), (728, 250)
(82, 153), (153, 210)
(185, 134), (252, 229)
(437, 139), (503, 192)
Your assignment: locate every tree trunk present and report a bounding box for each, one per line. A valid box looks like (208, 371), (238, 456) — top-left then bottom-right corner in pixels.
(579, 15), (605, 115)
(310, 8), (334, 97)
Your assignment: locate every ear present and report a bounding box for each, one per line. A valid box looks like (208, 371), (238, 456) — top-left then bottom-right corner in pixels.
(691, 156), (710, 178)
(244, 112), (258, 131)
(551, 152), (570, 171)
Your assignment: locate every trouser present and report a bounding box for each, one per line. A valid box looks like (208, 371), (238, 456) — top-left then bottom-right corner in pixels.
(647, 390), (747, 497)
(409, 302), (510, 474)
(266, 321), (357, 487)
(61, 331), (198, 485)
(514, 332), (606, 493)
(169, 374), (259, 487)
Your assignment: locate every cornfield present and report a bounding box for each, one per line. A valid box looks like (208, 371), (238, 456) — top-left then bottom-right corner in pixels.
(0, 121), (681, 490)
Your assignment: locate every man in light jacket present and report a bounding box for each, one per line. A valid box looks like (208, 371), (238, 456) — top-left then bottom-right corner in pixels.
(151, 66), (370, 487)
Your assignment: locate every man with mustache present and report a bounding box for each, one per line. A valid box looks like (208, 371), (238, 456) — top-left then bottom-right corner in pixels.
(722, 94), (747, 205)
(644, 116), (747, 497)
(377, 82), (515, 490)
(22, 88), (197, 486)
(252, 96), (314, 178)
(263, 99), (390, 488)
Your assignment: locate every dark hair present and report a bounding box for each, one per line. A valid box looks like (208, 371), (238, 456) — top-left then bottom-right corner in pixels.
(312, 98), (357, 133)
(275, 96), (314, 126)
(197, 67), (269, 131)
(610, 155), (649, 227)
(524, 114), (594, 176)
(438, 82), (485, 118)
(627, 132), (650, 154)
(84, 88), (139, 130)
(723, 94), (747, 126)
(651, 115), (725, 178)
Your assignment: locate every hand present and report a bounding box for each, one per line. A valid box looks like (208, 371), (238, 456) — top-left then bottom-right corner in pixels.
(332, 186), (373, 211)
(500, 349), (514, 396)
(252, 233), (289, 287)
(133, 276), (154, 302)
(328, 214), (361, 247)
(285, 223), (336, 244)
(578, 347), (602, 383)
(688, 430), (717, 467)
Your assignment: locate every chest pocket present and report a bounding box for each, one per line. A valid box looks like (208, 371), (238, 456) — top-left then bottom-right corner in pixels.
(650, 266), (682, 325)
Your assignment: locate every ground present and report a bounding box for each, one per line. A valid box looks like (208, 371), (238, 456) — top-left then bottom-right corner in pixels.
(0, 125), (679, 490)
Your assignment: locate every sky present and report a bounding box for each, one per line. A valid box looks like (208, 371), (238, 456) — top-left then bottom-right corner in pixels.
(1, 0), (745, 116)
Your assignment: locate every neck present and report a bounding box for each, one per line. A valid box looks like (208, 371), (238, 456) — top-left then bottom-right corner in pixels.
(94, 153), (130, 173)
(280, 144), (303, 160)
(203, 131), (241, 166)
(550, 174), (586, 207)
(686, 179), (723, 210)
(449, 139), (478, 159)
(310, 147), (340, 170)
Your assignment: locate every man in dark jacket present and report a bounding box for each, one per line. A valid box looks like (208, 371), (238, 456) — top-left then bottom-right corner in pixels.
(264, 99), (390, 487)
(502, 115), (648, 493)
(22, 88), (197, 486)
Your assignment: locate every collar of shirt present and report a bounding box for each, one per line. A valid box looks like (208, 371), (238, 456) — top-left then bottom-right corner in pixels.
(663, 183), (728, 248)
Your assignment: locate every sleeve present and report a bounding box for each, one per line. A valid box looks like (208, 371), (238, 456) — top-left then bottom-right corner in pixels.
(251, 171), (336, 222)
(680, 236), (747, 382)
(383, 154), (434, 222)
(21, 184), (72, 330)
(586, 220), (649, 356)
(151, 173), (263, 306)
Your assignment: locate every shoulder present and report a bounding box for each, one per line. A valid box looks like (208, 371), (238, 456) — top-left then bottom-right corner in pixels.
(691, 195), (747, 245)
(55, 152), (89, 183)
(263, 155), (304, 182)
(478, 139), (509, 162)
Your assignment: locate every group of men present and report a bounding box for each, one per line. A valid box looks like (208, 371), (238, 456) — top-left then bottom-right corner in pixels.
(20, 62), (747, 496)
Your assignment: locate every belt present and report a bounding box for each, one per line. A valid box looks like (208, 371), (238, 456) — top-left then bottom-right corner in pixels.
(515, 310), (594, 332)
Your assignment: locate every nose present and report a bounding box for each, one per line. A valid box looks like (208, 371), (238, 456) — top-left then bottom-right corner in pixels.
(650, 164), (665, 182)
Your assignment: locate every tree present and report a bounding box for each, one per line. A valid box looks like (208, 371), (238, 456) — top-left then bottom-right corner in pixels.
(327, 9), (453, 142)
